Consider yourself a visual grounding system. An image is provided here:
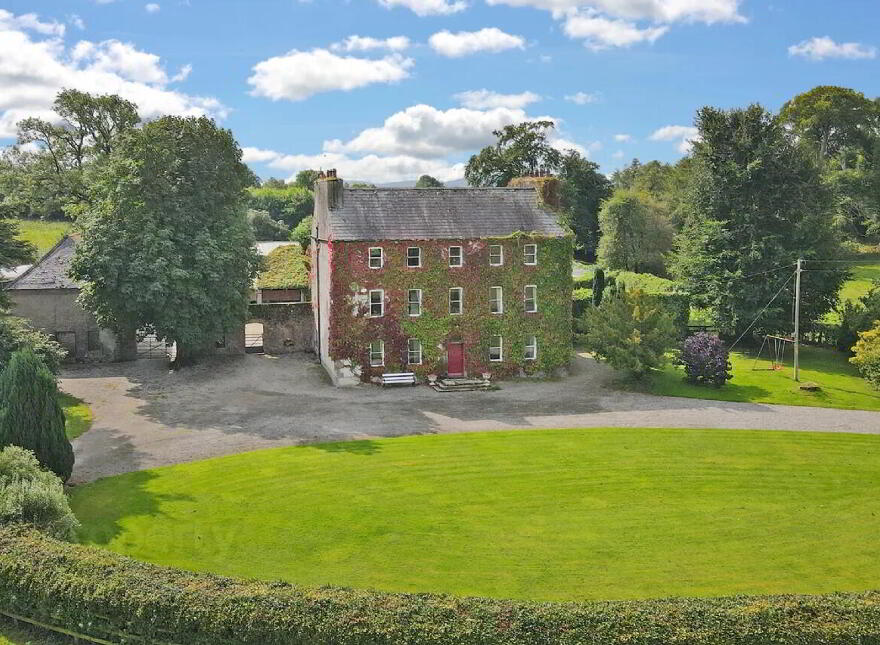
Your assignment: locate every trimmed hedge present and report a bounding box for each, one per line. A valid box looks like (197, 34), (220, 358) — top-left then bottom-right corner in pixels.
(2, 526), (880, 644)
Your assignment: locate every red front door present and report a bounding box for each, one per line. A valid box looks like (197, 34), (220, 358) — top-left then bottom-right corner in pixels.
(447, 342), (464, 377)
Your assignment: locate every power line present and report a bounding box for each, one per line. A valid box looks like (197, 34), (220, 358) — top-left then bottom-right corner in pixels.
(728, 270), (796, 352)
(731, 264), (797, 280)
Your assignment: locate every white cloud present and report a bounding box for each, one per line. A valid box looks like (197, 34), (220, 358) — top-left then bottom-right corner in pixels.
(331, 35), (411, 52)
(484, 0), (744, 23)
(377, 0), (467, 16)
(68, 14), (85, 30)
(788, 36), (876, 61)
(454, 89), (541, 109)
(170, 63), (192, 83)
(429, 28), (525, 57)
(613, 133), (632, 142)
(563, 10), (668, 49)
(650, 124), (699, 153)
(145, 3), (161, 12)
(323, 103), (539, 159)
(0, 9), (65, 36)
(242, 147), (283, 164)
(564, 91), (598, 105)
(0, 13), (226, 139)
(248, 49), (414, 101)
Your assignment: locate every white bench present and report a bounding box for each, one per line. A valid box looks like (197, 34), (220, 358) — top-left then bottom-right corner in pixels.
(381, 372), (417, 387)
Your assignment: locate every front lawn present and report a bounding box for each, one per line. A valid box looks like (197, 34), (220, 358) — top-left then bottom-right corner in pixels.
(59, 394), (92, 440)
(71, 428), (880, 602)
(643, 344), (880, 411)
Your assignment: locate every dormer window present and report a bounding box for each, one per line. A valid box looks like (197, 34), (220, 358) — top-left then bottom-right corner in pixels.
(448, 246), (463, 267)
(368, 247), (384, 269)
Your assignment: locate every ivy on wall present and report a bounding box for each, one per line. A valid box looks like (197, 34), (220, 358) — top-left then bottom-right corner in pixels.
(327, 234), (573, 381)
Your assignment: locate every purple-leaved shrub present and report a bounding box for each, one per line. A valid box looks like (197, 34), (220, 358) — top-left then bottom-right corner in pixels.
(677, 332), (732, 388)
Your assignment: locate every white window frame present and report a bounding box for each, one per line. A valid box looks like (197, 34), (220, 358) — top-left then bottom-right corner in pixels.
(524, 335), (538, 361)
(524, 243), (537, 266)
(449, 287), (463, 315)
(448, 246), (463, 268)
(407, 289), (422, 317)
(407, 338), (423, 366)
(369, 340), (384, 367)
(368, 247), (384, 269)
(368, 289), (384, 317)
(489, 335), (503, 362)
(489, 244), (504, 266)
(524, 285), (537, 313)
(489, 286), (503, 315)
(407, 246), (421, 268)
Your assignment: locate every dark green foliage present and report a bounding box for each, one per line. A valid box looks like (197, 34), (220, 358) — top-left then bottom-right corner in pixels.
(247, 184), (313, 229)
(598, 189), (674, 275)
(415, 174), (444, 188)
(348, 182), (377, 188)
(592, 268), (605, 307)
(465, 121), (563, 187)
(579, 290), (678, 379)
(558, 151), (612, 260)
(0, 216), (35, 308)
(69, 116), (262, 365)
(0, 316), (66, 375)
(293, 169), (320, 190)
(248, 209), (290, 241)
(611, 157), (695, 230)
(4, 524), (880, 645)
(836, 284), (880, 352)
(0, 447), (79, 541)
(672, 104), (848, 337)
(290, 215), (313, 249)
(0, 350), (73, 482)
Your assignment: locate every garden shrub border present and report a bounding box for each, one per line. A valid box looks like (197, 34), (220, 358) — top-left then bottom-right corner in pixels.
(2, 525), (880, 645)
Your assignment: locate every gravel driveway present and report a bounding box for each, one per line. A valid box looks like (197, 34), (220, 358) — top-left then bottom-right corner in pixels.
(61, 353), (880, 484)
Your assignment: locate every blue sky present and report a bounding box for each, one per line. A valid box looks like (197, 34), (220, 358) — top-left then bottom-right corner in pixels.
(1, 0), (878, 183)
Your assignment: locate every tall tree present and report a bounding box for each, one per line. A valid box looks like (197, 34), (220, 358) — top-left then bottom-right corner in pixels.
(246, 184), (313, 228)
(465, 121), (563, 187)
(597, 189), (673, 275)
(415, 174), (444, 188)
(672, 104), (847, 337)
(779, 86), (880, 166)
(558, 151), (612, 260)
(70, 116), (262, 365)
(294, 169), (321, 190)
(0, 349), (74, 482)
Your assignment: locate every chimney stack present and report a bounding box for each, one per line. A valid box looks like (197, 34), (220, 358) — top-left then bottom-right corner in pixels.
(316, 168), (343, 210)
(506, 171), (560, 211)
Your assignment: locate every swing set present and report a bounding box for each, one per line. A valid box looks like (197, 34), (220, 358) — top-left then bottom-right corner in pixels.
(752, 334), (795, 371)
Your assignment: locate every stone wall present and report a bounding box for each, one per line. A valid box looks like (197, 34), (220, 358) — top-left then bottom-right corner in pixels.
(248, 303), (314, 354)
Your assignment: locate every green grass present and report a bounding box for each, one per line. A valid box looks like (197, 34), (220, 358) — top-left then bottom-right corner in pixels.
(59, 393), (92, 440)
(70, 428), (880, 602)
(838, 253), (880, 303)
(14, 220), (71, 256)
(644, 344), (880, 411)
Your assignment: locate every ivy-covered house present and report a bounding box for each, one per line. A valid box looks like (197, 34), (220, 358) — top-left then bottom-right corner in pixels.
(312, 170), (573, 386)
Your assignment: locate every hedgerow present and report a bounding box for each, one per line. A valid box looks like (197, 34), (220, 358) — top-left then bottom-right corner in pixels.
(2, 525), (880, 644)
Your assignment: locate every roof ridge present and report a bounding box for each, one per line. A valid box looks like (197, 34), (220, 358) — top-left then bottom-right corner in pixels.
(6, 234), (73, 290)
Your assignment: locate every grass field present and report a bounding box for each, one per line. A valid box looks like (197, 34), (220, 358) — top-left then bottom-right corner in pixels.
(838, 253), (880, 303)
(59, 393), (92, 440)
(14, 220), (71, 256)
(71, 428), (880, 602)
(643, 344), (880, 410)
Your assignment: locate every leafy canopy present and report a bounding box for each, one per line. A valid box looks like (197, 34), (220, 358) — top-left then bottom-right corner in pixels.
(558, 151), (612, 261)
(597, 189), (674, 276)
(70, 116), (262, 365)
(465, 121), (563, 187)
(415, 174), (444, 188)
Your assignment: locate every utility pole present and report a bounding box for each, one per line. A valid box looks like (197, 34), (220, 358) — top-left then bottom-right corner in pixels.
(793, 258), (802, 382)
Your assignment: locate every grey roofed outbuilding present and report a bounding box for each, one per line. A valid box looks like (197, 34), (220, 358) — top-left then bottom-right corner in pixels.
(6, 235), (80, 290)
(327, 187), (568, 241)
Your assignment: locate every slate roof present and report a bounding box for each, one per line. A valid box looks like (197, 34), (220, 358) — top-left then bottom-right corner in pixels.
(7, 235), (79, 290)
(327, 187), (567, 241)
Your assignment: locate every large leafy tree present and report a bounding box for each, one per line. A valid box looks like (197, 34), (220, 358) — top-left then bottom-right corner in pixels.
(415, 174), (444, 188)
(246, 184), (313, 229)
(558, 151), (612, 260)
(465, 121), (562, 187)
(597, 189), (674, 275)
(0, 349), (74, 482)
(779, 86), (879, 165)
(70, 116), (262, 365)
(611, 157), (695, 230)
(672, 104), (848, 337)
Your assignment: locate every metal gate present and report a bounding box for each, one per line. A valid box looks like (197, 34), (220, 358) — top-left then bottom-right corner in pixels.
(137, 334), (172, 360)
(245, 324), (264, 354)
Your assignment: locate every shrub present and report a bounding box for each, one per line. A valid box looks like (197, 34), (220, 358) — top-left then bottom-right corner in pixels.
(3, 525), (880, 645)
(579, 290), (677, 379)
(248, 209), (290, 241)
(850, 320), (880, 388)
(678, 333), (732, 387)
(592, 267), (605, 307)
(290, 215), (312, 249)
(0, 447), (78, 541)
(0, 316), (66, 375)
(0, 349), (74, 481)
